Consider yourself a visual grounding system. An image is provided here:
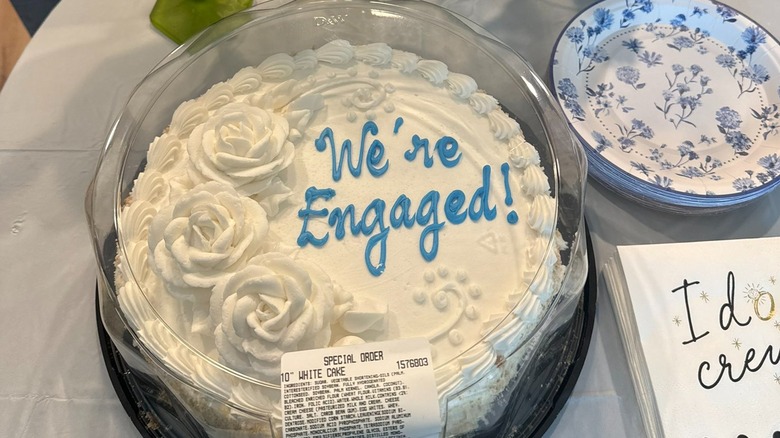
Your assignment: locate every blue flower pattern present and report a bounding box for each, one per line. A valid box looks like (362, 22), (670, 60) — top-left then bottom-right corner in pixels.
(616, 118), (654, 151)
(554, 0), (780, 196)
(654, 64), (713, 129)
(643, 138), (723, 183)
(620, 0), (654, 28)
(586, 82), (634, 117)
(715, 5), (737, 23)
(592, 130), (614, 152)
(564, 8), (617, 74)
(616, 66), (645, 90)
(637, 50), (663, 68)
(716, 26), (771, 97)
(751, 104), (780, 140)
(716, 106), (752, 155)
(756, 153), (780, 183)
(557, 78), (586, 121)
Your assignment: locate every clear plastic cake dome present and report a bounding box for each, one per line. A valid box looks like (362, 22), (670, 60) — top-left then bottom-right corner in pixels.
(86, 1), (589, 436)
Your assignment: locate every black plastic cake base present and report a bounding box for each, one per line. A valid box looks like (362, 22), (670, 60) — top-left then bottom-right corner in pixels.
(97, 308), (209, 438)
(97, 230), (597, 438)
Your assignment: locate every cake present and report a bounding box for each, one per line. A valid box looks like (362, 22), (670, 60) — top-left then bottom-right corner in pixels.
(113, 39), (567, 435)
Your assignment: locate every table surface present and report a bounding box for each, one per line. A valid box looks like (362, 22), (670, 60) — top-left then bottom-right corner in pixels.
(2, 0), (779, 437)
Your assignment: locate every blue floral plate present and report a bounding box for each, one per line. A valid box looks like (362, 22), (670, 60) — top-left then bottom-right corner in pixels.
(551, 0), (780, 213)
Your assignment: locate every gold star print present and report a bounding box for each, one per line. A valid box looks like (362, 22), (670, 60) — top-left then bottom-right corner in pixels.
(699, 291), (710, 302)
(673, 316), (682, 326)
(770, 275), (777, 285)
(774, 320), (780, 331)
(775, 373), (780, 384)
(732, 338), (742, 350)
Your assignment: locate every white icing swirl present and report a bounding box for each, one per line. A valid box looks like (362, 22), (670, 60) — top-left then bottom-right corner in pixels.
(468, 92), (498, 115)
(445, 73), (477, 99)
(315, 39), (354, 64)
(489, 314), (528, 351)
(118, 239), (154, 287)
(390, 50), (419, 73)
(147, 134), (184, 173)
(169, 100), (208, 139)
(166, 343), (234, 400)
(167, 170), (197, 202)
(202, 82), (234, 111)
(258, 53), (295, 80)
(211, 253), (335, 381)
(433, 290), (449, 310)
(488, 110), (520, 141)
(231, 382), (275, 412)
(508, 137), (540, 169)
(514, 293), (542, 323)
(348, 85), (386, 110)
(139, 320), (179, 361)
(132, 171), (169, 207)
(527, 266), (554, 300)
(529, 195), (556, 237)
(147, 182), (268, 300)
(416, 60), (448, 85)
(480, 313), (507, 337)
(229, 67), (263, 95)
(434, 364), (462, 399)
(293, 49), (318, 71)
(457, 342), (494, 381)
(121, 199), (157, 243)
(117, 281), (154, 332)
(229, 382), (283, 434)
(189, 351), (233, 399)
(354, 43), (392, 66)
(186, 102), (295, 212)
(521, 165), (551, 196)
(525, 235), (549, 270)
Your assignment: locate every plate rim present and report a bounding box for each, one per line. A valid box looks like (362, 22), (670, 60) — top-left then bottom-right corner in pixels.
(549, 0), (780, 210)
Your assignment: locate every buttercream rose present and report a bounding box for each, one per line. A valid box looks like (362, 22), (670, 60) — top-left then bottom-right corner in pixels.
(147, 182), (268, 303)
(210, 253), (336, 381)
(187, 102), (295, 215)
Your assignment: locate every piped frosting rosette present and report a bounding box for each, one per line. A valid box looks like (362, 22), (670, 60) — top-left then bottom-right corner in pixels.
(209, 252), (340, 382)
(186, 103), (295, 216)
(147, 182), (268, 298)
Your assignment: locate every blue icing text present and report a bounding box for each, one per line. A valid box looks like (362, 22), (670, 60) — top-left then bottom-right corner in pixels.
(315, 121), (389, 180)
(393, 116), (404, 134)
(403, 134), (462, 168)
(300, 119), (511, 276)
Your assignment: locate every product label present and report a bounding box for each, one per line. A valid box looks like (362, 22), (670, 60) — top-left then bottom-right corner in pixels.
(281, 338), (441, 438)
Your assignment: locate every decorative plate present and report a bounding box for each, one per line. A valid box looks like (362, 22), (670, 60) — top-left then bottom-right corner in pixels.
(552, 0), (780, 210)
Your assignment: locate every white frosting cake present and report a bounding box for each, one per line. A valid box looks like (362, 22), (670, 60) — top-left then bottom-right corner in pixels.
(114, 39), (566, 434)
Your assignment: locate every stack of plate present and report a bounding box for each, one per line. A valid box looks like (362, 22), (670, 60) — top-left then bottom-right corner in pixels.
(551, 0), (780, 214)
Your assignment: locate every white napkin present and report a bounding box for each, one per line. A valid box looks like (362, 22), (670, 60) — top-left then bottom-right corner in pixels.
(604, 237), (780, 438)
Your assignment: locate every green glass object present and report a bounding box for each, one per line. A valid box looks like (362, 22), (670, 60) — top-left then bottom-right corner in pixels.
(150, 0), (253, 44)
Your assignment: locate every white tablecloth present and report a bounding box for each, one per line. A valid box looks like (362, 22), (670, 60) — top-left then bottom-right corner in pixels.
(1, 0), (779, 436)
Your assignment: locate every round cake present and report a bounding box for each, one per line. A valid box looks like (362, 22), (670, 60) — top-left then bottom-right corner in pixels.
(114, 38), (566, 433)
(87, 3), (590, 435)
